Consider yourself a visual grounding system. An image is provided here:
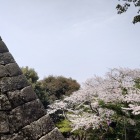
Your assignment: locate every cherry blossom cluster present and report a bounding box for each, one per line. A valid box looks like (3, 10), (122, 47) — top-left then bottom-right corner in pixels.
(48, 68), (140, 131)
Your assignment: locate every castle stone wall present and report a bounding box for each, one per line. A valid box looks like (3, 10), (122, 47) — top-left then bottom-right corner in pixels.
(0, 37), (65, 140)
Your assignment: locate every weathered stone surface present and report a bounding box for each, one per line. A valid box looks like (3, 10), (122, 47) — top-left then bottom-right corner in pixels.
(8, 99), (46, 133)
(39, 128), (65, 140)
(0, 52), (15, 65)
(1, 133), (24, 140)
(22, 115), (55, 140)
(0, 63), (22, 78)
(0, 75), (29, 93)
(0, 94), (11, 110)
(0, 112), (9, 134)
(5, 63), (22, 76)
(7, 86), (37, 108)
(0, 39), (9, 53)
(0, 65), (8, 78)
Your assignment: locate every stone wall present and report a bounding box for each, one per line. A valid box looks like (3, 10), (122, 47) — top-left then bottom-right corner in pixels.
(0, 37), (65, 140)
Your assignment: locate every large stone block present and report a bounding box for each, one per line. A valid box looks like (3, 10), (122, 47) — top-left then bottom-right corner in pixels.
(1, 133), (24, 140)
(22, 115), (55, 140)
(8, 99), (46, 133)
(0, 52), (15, 65)
(0, 75), (29, 93)
(7, 86), (37, 108)
(39, 128), (65, 140)
(0, 94), (11, 110)
(0, 111), (9, 134)
(0, 65), (8, 78)
(0, 63), (22, 78)
(5, 63), (22, 76)
(0, 39), (9, 53)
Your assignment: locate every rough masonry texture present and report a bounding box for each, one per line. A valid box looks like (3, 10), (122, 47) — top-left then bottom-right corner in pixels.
(0, 37), (65, 140)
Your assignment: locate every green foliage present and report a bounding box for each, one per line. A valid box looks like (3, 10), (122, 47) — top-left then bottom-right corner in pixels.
(34, 81), (50, 108)
(98, 99), (105, 106)
(134, 78), (140, 89)
(102, 103), (125, 116)
(21, 66), (49, 108)
(21, 66), (39, 84)
(40, 75), (80, 103)
(56, 119), (72, 133)
(99, 100), (129, 116)
(21, 66), (80, 108)
(122, 87), (128, 95)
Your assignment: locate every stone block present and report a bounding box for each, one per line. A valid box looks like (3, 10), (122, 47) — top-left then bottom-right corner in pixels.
(0, 75), (29, 93)
(0, 52), (15, 65)
(1, 133), (24, 140)
(0, 41), (9, 53)
(0, 111), (9, 134)
(9, 99), (46, 133)
(0, 65), (8, 78)
(39, 128), (65, 140)
(7, 86), (37, 108)
(0, 94), (11, 110)
(22, 115), (55, 140)
(5, 63), (22, 76)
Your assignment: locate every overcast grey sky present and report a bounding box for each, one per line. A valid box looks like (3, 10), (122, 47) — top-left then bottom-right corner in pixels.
(0, 0), (140, 83)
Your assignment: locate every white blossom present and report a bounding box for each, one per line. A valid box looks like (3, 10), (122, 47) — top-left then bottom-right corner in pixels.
(48, 68), (140, 131)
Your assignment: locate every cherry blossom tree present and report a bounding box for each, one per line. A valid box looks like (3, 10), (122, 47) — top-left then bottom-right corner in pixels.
(48, 68), (140, 139)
